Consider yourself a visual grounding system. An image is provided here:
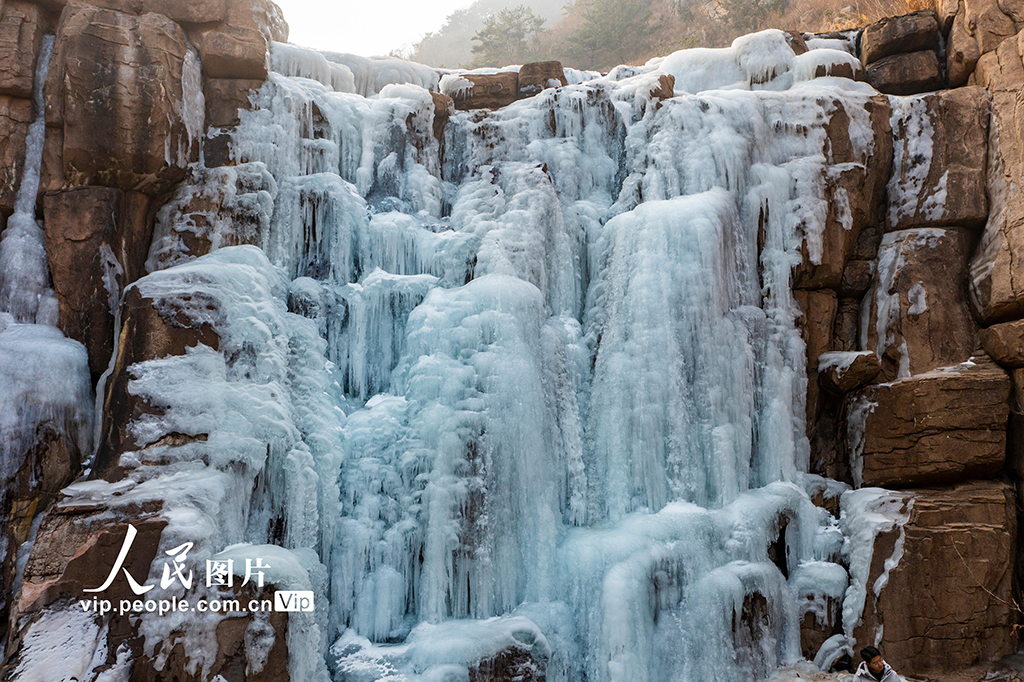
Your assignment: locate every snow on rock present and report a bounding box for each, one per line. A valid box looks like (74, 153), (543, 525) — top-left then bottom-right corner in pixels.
(839, 488), (913, 644)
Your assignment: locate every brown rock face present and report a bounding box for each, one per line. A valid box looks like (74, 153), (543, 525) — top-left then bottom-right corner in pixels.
(886, 87), (989, 231)
(970, 33), (1024, 324)
(793, 96), (892, 289)
(860, 11), (940, 65)
(190, 24), (268, 80)
(980, 318), (1024, 366)
(43, 187), (152, 376)
(959, 0), (1020, 56)
(865, 49), (943, 95)
(865, 229), (977, 381)
(0, 95), (31, 214)
(846, 358), (1009, 488)
(854, 481), (1018, 672)
(0, 1), (45, 100)
(204, 77), (262, 128)
(796, 290), (838, 373)
(517, 61), (567, 99)
(47, 6), (203, 194)
(818, 351), (881, 394)
(452, 72), (519, 110)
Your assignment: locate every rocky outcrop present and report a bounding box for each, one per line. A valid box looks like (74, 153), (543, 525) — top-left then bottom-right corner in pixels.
(971, 33), (1024, 324)
(946, 0), (1023, 85)
(517, 60), (567, 98)
(451, 72), (519, 110)
(45, 6), (204, 194)
(860, 12), (943, 95)
(864, 229), (977, 381)
(853, 481), (1017, 672)
(887, 87), (989, 231)
(847, 359), (1010, 488)
(818, 351), (881, 394)
(980, 318), (1024, 366)
(861, 11), (941, 64)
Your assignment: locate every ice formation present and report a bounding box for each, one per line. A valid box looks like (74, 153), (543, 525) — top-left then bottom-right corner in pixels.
(0, 35), (94, 629)
(12, 28), (909, 682)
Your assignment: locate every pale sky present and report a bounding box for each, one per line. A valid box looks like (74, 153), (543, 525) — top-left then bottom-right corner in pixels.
(275, 0), (475, 57)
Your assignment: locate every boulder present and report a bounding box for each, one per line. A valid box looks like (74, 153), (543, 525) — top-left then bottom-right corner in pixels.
(0, 95), (31, 214)
(970, 33), (1024, 324)
(813, 60), (866, 80)
(145, 163), (276, 272)
(980, 318), (1024, 366)
(864, 229), (977, 381)
(0, 0), (45, 99)
(517, 60), (567, 99)
(947, 8), (983, 86)
(793, 96), (892, 289)
(845, 358), (1009, 488)
(190, 25), (268, 80)
(865, 49), (943, 95)
(43, 187), (152, 376)
(860, 11), (940, 65)
(451, 72), (519, 110)
(204, 77), (262, 128)
(47, 6), (203, 194)
(851, 481), (1018, 672)
(187, 0), (285, 80)
(818, 351), (881, 394)
(886, 87), (989, 231)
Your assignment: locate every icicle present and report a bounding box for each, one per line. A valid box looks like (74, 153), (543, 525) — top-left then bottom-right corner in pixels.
(0, 35), (56, 324)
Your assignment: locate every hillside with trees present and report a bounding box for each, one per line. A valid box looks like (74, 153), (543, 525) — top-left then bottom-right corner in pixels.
(408, 0), (929, 70)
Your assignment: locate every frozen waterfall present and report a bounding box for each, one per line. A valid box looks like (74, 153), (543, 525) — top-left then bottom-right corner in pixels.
(33, 29), (890, 682)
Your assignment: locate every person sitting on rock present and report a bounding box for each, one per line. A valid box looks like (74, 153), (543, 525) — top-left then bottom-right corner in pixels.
(854, 646), (903, 682)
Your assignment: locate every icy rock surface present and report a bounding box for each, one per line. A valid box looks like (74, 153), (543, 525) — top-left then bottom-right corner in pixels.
(27, 30), (904, 682)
